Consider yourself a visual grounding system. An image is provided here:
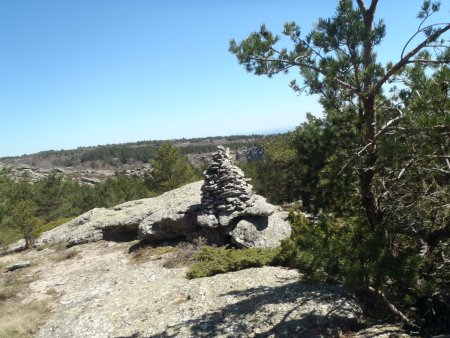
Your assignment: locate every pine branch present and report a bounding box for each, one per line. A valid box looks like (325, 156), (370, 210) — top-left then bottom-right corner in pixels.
(369, 286), (417, 327)
(372, 24), (450, 96)
(247, 55), (359, 92)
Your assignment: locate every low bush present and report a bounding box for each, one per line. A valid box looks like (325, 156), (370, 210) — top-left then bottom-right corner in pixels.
(186, 246), (280, 279)
(0, 227), (21, 251)
(276, 212), (449, 334)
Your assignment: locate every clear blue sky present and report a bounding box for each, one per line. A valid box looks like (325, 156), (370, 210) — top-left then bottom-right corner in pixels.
(0, 1), (448, 157)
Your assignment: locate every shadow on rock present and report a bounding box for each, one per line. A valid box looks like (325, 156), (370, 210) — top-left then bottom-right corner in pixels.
(148, 281), (363, 337)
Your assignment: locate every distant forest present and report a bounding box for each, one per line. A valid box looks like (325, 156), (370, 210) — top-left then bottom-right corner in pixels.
(1, 135), (267, 168)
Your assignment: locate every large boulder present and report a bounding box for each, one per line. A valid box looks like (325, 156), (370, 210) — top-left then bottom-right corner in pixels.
(34, 181), (203, 248)
(229, 211), (291, 248)
(10, 175), (291, 251)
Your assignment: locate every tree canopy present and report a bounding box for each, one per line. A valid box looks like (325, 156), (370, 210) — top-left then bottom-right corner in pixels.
(145, 143), (200, 193)
(231, 0), (449, 333)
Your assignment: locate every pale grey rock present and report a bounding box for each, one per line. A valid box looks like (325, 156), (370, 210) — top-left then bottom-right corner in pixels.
(139, 211), (199, 240)
(196, 213), (219, 228)
(201, 146), (255, 213)
(5, 239), (27, 253)
(229, 211), (291, 248)
(235, 146), (265, 163)
(28, 242), (362, 338)
(243, 195), (277, 216)
(217, 210), (240, 226)
(207, 195), (276, 228)
(4, 260), (31, 272)
(198, 146), (286, 249)
(35, 208), (113, 248)
(6, 176), (291, 251)
(32, 181), (203, 248)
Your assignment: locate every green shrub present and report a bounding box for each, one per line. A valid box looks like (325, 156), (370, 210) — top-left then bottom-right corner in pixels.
(278, 212), (425, 291)
(186, 246), (280, 279)
(276, 211), (438, 331)
(34, 217), (74, 237)
(0, 227), (21, 250)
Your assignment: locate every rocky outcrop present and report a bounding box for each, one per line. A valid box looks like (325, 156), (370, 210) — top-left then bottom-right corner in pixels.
(235, 146), (265, 163)
(201, 145), (255, 212)
(23, 242), (363, 338)
(7, 150), (291, 251)
(0, 161), (116, 185)
(34, 181), (203, 248)
(197, 146), (291, 248)
(1, 232), (410, 338)
(22, 179), (290, 251)
(229, 211), (291, 248)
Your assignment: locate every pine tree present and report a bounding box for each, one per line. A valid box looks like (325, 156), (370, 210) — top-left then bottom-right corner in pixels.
(11, 200), (40, 249)
(230, 0), (449, 330)
(145, 143), (199, 193)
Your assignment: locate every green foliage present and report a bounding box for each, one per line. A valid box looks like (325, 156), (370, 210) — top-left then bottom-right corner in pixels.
(186, 246), (280, 279)
(145, 143), (200, 193)
(231, 0), (449, 332)
(10, 201), (41, 248)
(80, 144), (158, 164)
(240, 135), (300, 204)
(34, 217), (75, 237)
(0, 227), (21, 252)
(32, 173), (76, 222)
(0, 159), (196, 248)
(279, 213), (425, 293)
(241, 113), (359, 212)
(93, 173), (152, 208)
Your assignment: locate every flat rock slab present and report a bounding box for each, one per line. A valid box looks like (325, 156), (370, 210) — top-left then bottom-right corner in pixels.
(4, 260), (31, 272)
(25, 241), (363, 338)
(32, 181), (204, 248)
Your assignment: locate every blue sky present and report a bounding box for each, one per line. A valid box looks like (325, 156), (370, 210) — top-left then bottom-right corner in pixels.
(0, 1), (449, 157)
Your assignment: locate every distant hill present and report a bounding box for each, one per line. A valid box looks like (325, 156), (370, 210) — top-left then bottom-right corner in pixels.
(0, 134), (282, 184)
(0, 134), (271, 169)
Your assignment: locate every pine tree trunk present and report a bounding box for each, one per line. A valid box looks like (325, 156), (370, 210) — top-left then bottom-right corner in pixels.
(360, 96), (382, 230)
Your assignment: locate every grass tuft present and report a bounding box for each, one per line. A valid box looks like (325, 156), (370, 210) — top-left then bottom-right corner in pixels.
(129, 245), (175, 264)
(162, 241), (203, 269)
(0, 300), (50, 338)
(52, 248), (80, 262)
(186, 246), (280, 279)
(0, 268), (48, 338)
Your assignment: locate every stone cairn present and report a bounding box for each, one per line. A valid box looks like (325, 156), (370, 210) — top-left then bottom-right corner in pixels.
(201, 146), (255, 212)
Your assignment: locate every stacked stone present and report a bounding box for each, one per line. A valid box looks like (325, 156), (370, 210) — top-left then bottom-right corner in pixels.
(201, 146), (254, 212)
